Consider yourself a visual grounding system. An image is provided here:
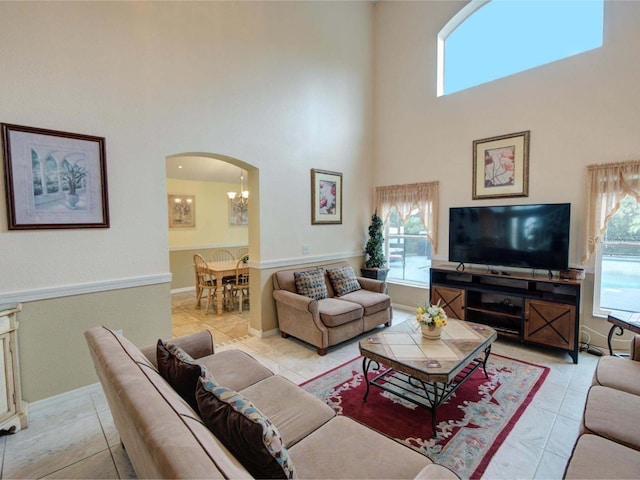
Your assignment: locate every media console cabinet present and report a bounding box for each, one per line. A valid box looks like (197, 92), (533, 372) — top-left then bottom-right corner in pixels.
(430, 265), (581, 363)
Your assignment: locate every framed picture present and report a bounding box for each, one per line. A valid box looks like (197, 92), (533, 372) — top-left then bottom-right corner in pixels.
(2, 123), (109, 229)
(229, 197), (248, 226)
(311, 168), (342, 225)
(472, 130), (530, 200)
(168, 194), (196, 228)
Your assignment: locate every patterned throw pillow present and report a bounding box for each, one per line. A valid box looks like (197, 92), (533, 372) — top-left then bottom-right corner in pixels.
(196, 371), (296, 479)
(326, 265), (362, 296)
(294, 269), (328, 300)
(157, 339), (203, 413)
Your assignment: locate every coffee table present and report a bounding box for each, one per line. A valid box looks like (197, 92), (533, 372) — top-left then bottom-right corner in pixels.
(359, 319), (497, 436)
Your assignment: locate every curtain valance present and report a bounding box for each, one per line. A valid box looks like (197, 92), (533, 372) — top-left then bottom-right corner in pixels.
(374, 181), (439, 254)
(583, 160), (640, 262)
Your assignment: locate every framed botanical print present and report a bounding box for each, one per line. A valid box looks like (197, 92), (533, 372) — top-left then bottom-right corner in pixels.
(2, 123), (109, 229)
(311, 169), (342, 225)
(472, 130), (530, 200)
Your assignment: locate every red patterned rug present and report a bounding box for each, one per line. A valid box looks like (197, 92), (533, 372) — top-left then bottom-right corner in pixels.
(300, 354), (548, 479)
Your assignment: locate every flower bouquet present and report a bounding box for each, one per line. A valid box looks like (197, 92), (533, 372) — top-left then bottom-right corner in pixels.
(416, 302), (447, 339)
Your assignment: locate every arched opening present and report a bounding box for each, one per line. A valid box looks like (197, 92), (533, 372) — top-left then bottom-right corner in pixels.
(165, 152), (259, 343)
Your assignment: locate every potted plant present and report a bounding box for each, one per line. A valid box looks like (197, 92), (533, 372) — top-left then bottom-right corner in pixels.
(61, 161), (87, 209)
(361, 211), (389, 280)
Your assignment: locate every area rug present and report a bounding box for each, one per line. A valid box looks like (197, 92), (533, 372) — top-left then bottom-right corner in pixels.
(300, 354), (549, 479)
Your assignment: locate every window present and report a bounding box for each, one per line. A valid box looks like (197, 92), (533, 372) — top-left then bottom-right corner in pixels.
(594, 196), (640, 316)
(375, 181), (439, 286)
(386, 207), (432, 284)
(438, 0), (604, 96)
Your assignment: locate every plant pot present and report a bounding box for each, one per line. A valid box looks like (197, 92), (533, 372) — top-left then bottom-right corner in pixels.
(65, 193), (80, 209)
(421, 324), (442, 340)
(360, 267), (389, 281)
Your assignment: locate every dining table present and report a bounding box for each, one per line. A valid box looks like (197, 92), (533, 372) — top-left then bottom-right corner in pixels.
(195, 260), (238, 315)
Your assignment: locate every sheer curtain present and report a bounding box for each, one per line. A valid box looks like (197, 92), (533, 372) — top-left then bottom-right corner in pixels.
(374, 181), (439, 253)
(583, 160), (640, 262)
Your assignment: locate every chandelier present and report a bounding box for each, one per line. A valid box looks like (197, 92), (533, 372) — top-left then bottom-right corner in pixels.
(227, 170), (249, 207)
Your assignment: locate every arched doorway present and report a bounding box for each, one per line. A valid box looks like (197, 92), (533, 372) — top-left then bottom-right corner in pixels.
(165, 152), (259, 343)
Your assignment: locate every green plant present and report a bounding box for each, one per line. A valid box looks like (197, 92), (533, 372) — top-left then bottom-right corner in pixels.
(364, 211), (386, 268)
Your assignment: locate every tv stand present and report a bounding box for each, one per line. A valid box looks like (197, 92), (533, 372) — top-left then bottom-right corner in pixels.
(430, 265), (581, 363)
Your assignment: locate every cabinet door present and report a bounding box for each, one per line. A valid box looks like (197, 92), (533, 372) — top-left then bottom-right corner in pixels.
(431, 285), (465, 320)
(524, 300), (575, 350)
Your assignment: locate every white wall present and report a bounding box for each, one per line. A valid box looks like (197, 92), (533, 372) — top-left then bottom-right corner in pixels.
(0, 1), (374, 400)
(373, 0), (640, 347)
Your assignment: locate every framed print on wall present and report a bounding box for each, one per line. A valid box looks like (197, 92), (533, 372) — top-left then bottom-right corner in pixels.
(311, 169), (342, 225)
(229, 197), (248, 226)
(472, 130), (530, 200)
(168, 194), (196, 228)
(2, 123), (109, 229)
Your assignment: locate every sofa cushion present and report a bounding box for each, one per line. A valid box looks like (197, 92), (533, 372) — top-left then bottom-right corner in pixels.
(239, 375), (336, 447)
(157, 340), (203, 413)
(198, 349), (274, 392)
(583, 385), (640, 451)
(196, 372), (296, 479)
(339, 289), (391, 316)
(593, 355), (640, 396)
(294, 269), (328, 300)
(326, 265), (362, 296)
(565, 434), (640, 479)
(318, 298), (363, 327)
(289, 416), (432, 479)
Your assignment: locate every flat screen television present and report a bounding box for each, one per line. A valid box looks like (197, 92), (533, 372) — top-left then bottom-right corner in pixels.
(449, 203), (570, 271)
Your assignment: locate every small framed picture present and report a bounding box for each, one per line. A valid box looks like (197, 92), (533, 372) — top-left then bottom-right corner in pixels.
(229, 197), (248, 226)
(472, 130), (530, 200)
(168, 194), (195, 228)
(311, 169), (342, 225)
(2, 123), (109, 229)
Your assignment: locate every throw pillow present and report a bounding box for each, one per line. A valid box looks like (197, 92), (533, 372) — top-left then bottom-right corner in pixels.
(293, 269), (328, 300)
(196, 372), (295, 479)
(326, 265), (362, 296)
(157, 339), (203, 413)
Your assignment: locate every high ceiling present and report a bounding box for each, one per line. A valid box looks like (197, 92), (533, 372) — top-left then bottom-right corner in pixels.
(165, 155), (244, 183)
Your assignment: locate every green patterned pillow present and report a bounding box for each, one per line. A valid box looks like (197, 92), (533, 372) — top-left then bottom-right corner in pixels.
(196, 371), (296, 479)
(326, 265), (362, 296)
(294, 269), (328, 300)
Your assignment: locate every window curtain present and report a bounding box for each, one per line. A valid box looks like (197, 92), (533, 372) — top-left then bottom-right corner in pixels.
(583, 160), (640, 262)
(375, 181), (439, 253)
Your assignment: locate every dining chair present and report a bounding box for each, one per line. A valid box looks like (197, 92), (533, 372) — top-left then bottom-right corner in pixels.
(193, 253), (219, 315)
(209, 249), (234, 263)
(230, 254), (250, 313)
(236, 247), (249, 260)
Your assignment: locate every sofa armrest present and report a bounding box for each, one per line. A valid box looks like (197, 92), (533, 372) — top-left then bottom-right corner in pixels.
(356, 276), (387, 293)
(273, 289), (319, 315)
(141, 330), (215, 368)
(631, 335), (640, 361)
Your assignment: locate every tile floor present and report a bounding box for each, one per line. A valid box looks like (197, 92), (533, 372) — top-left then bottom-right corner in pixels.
(0, 293), (599, 479)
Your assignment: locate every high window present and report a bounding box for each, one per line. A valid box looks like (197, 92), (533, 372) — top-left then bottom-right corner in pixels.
(438, 0), (604, 96)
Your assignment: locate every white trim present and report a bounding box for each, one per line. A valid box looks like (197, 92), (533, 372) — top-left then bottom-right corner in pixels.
(248, 326), (280, 338)
(0, 273), (172, 304)
(169, 243), (247, 252)
(30, 382), (103, 408)
(171, 286), (196, 295)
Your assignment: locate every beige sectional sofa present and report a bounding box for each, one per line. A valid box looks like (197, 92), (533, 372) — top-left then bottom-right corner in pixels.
(272, 262), (392, 355)
(85, 326), (458, 479)
(564, 335), (640, 479)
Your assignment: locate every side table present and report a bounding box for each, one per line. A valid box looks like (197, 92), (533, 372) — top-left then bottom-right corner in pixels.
(607, 311), (640, 356)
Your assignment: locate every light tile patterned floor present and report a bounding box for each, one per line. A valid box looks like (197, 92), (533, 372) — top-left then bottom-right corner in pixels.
(0, 294), (599, 479)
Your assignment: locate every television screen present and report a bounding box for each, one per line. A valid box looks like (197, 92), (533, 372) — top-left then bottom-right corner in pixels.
(449, 203), (570, 271)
